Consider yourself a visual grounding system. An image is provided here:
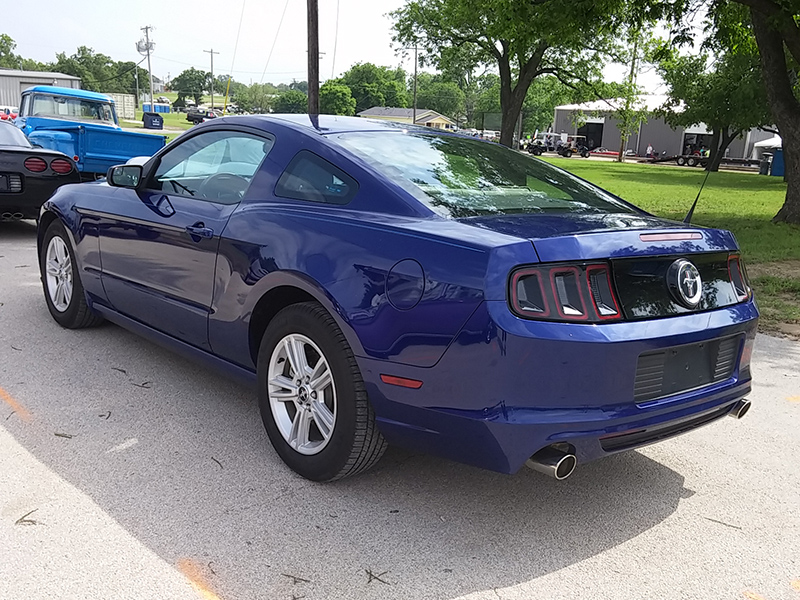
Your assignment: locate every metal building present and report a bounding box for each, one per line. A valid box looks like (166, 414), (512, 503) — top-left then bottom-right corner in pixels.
(0, 69), (81, 107)
(553, 95), (774, 159)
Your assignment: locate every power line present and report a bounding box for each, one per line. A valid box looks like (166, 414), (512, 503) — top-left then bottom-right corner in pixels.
(331, 0), (340, 79)
(225, 0), (247, 111)
(260, 0), (291, 84)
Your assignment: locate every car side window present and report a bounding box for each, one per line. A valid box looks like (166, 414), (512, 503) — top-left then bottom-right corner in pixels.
(151, 130), (274, 204)
(275, 150), (358, 205)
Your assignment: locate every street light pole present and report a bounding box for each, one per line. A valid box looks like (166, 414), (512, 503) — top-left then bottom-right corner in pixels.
(204, 48), (219, 109)
(307, 0), (319, 115)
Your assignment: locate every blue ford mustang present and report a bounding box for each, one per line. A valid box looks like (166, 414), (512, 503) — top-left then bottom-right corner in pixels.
(37, 115), (757, 481)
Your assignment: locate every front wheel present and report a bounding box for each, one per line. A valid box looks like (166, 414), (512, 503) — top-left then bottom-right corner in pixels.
(39, 220), (103, 329)
(257, 302), (387, 481)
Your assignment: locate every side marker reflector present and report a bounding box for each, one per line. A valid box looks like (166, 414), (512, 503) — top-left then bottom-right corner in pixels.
(380, 374), (423, 389)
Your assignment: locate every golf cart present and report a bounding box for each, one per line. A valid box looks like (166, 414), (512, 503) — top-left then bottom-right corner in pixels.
(557, 135), (591, 158)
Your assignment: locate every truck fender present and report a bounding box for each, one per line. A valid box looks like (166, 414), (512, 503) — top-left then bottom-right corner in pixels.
(28, 129), (79, 162)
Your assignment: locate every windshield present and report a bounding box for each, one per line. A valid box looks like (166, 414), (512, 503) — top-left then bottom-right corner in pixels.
(333, 131), (638, 218)
(30, 94), (116, 124)
(0, 123), (32, 147)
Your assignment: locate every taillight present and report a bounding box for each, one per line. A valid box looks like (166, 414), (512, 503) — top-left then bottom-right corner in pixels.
(728, 254), (751, 302)
(24, 157), (47, 172)
(50, 158), (74, 174)
(510, 262), (622, 322)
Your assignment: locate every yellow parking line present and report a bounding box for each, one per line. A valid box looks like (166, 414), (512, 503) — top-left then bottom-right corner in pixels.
(791, 579), (800, 592)
(177, 559), (222, 600)
(788, 396), (800, 403)
(0, 386), (31, 422)
(743, 592), (768, 600)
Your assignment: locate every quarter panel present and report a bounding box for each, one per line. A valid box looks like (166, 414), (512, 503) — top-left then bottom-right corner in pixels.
(209, 204), (490, 369)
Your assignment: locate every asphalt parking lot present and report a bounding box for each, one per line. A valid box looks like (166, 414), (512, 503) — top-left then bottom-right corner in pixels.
(1, 220), (799, 600)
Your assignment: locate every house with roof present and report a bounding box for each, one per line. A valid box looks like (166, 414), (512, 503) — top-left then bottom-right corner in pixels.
(357, 106), (456, 129)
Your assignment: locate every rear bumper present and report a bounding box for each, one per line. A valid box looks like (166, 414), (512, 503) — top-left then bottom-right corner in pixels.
(360, 300), (758, 474)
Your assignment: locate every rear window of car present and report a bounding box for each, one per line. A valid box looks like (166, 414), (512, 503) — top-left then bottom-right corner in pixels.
(0, 123), (31, 147)
(275, 150), (358, 205)
(332, 131), (639, 218)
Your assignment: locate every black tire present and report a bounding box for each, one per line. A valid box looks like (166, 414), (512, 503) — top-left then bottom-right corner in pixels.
(533, 146), (543, 156)
(687, 157), (697, 167)
(676, 156), (686, 166)
(257, 302), (387, 481)
(39, 220), (103, 329)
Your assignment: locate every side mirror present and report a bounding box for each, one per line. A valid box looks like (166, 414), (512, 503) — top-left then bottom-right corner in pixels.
(107, 164), (143, 188)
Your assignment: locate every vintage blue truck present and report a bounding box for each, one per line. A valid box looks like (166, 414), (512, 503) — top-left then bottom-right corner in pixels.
(15, 86), (166, 179)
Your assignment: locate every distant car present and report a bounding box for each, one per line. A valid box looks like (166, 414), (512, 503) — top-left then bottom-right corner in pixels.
(0, 121), (79, 220)
(37, 115), (757, 482)
(186, 108), (220, 124)
(156, 96), (170, 104)
(0, 105), (18, 121)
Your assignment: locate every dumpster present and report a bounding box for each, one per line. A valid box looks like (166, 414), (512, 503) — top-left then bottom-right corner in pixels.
(142, 112), (163, 130)
(759, 152), (772, 175)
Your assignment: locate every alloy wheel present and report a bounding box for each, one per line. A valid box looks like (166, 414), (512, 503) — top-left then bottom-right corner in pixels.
(268, 333), (337, 455)
(45, 236), (73, 312)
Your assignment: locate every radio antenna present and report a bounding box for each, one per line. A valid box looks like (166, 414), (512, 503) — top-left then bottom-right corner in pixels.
(683, 167), (712, 224)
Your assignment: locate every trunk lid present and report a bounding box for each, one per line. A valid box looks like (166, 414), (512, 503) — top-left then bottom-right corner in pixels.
(458, 212), (739, 261)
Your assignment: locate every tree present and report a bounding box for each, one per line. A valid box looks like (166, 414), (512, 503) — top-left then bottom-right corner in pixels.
(0, 34), (22, 69)
(414, 73), (466, 120)
(274, 89), (307, 113)
(169, 68), (209, 106)
(392, 0), (632, 147)
(653, 43), (770, 171)
(645, 0), (800, 222)
(320, 82), (356, 115)
(289, 79), (309, 94)
(336, 63), (409, 113)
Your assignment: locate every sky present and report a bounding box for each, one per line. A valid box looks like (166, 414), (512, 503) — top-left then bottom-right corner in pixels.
(5, 0), (662, 90)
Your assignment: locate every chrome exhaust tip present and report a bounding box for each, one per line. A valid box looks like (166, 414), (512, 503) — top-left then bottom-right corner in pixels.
(526, 446), (577, 480)
(728, 398), (751, 419)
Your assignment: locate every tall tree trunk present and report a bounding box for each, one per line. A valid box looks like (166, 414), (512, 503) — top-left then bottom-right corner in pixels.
(752, 9), (800, 224)
(707, 128), (741, 172)
(706, 129), (721, 171)
(497, 42), (547, 147)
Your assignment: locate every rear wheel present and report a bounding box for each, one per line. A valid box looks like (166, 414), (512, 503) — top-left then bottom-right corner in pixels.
(257, 302), (387, 481)
(687, 157), (698, 167)
(676, 156), (686, 166)
(39, 221), (103, 329)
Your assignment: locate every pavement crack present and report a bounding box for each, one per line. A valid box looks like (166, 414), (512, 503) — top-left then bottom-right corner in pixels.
(365, 569), (390, 585)
(211, 456), (223, 469)
(704, 516), (743, 530)
(131, 381), (152, 389)
(98, 411), (111, 420)
(15, 509), (40, 526)
(282, 574), (311, 585)
(54, 432), (74, 439)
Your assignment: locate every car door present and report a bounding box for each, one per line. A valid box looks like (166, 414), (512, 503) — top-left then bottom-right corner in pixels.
(97, 128), (274, 349)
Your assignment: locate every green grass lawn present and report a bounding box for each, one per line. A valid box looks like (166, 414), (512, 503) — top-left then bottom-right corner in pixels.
(540, 157), (800, 335)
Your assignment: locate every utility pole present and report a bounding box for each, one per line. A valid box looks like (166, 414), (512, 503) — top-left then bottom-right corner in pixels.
(204, 48), (219, 108)
(134, 68), (139, 108)
(412, 44), (418, 125)
(307, 0), (319, 115)
(140, 26), (155, 111)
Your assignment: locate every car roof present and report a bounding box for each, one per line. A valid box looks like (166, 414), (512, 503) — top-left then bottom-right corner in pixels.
(21, 86), (113, 103)
(214, 113), (435, 136)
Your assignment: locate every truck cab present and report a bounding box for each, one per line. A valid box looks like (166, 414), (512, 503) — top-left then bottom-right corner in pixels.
(16, 86), (165, 179)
